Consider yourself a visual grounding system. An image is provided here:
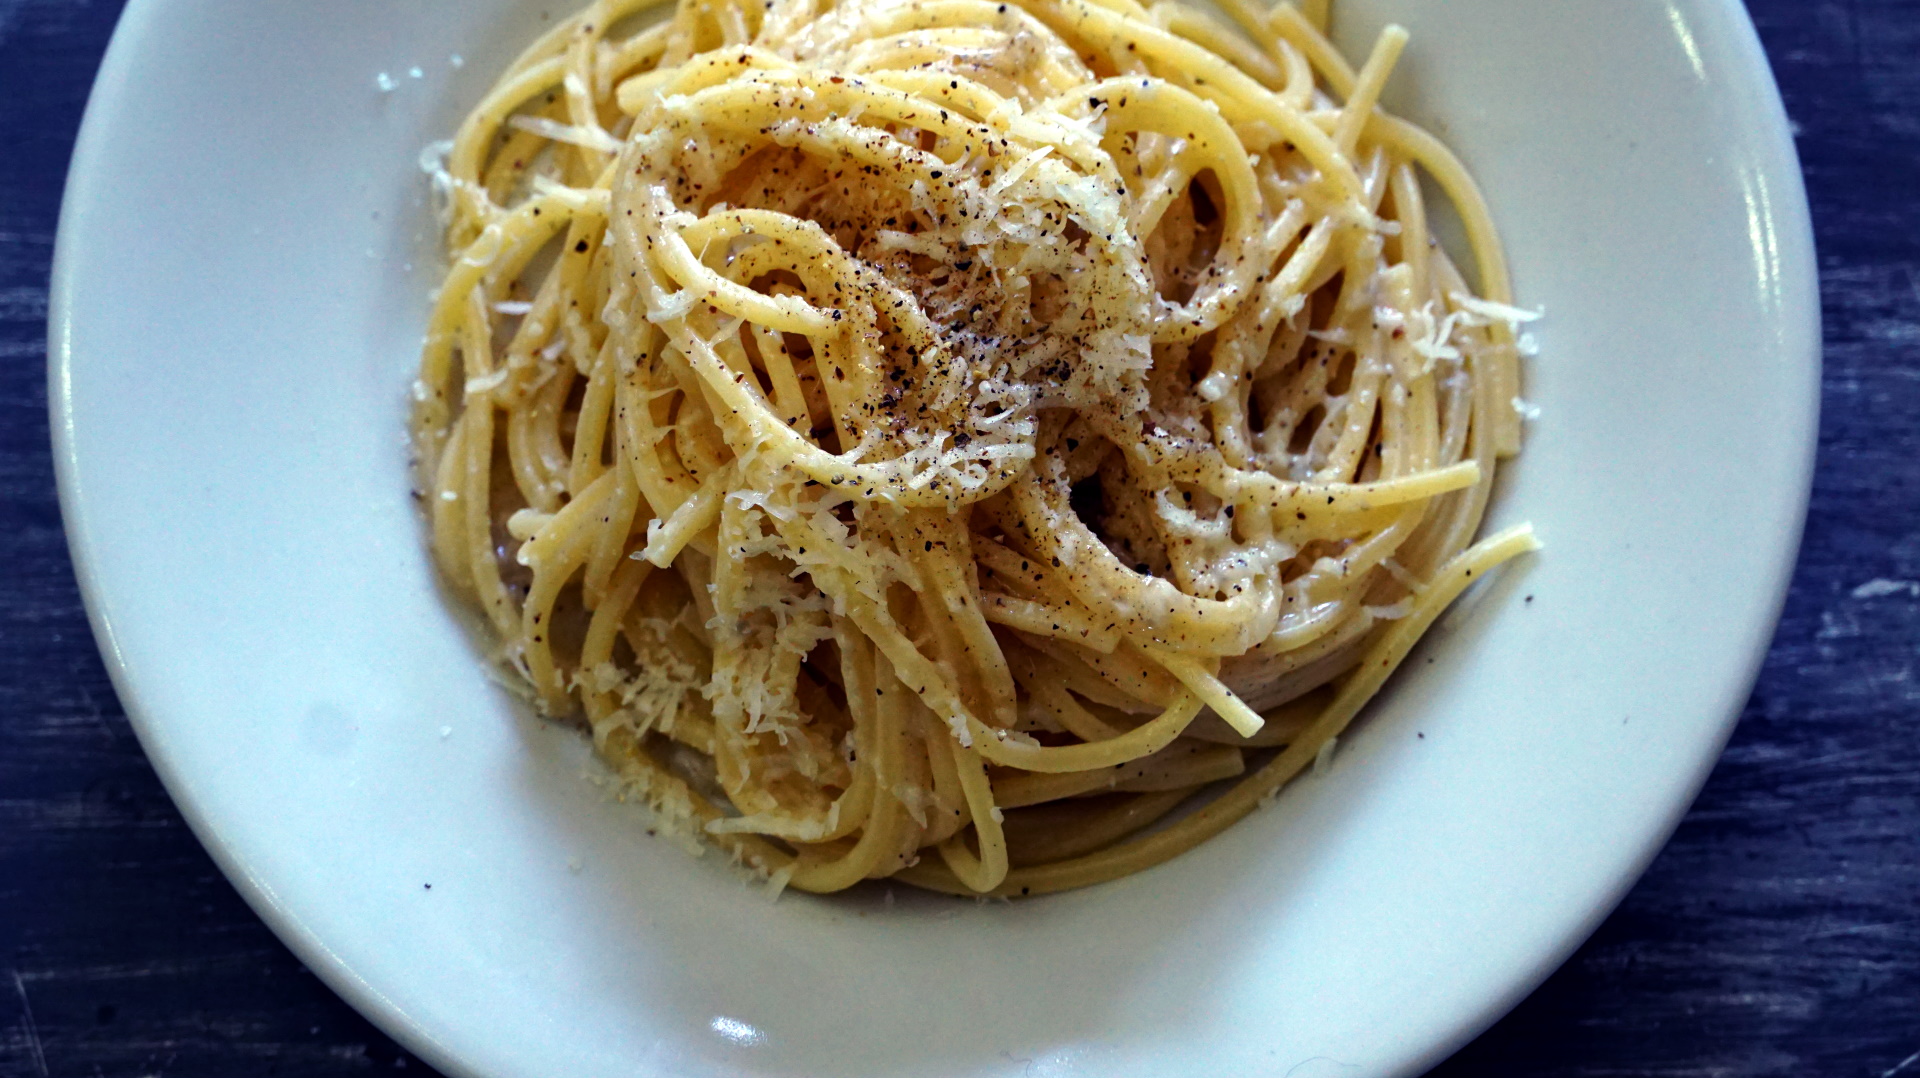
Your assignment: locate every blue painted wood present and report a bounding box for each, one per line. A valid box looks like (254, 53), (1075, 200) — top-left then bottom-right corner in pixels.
(0, 0), (1913, 1074)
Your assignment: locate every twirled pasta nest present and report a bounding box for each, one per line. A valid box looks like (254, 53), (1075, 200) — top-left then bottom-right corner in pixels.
(412, 0), (1538, 897)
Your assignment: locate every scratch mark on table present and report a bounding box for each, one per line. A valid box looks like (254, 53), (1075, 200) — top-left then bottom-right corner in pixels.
(11, 970), (48, 1079)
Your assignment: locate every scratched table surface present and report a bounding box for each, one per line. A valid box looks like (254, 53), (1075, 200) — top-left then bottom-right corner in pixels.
(1, 0), (1915, 1076)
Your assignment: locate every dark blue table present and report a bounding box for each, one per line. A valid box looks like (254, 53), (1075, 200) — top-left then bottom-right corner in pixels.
(3, 1), (1915, 1075)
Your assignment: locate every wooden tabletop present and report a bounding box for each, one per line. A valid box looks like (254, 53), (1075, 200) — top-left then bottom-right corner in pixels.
(2, 0), (1915, 1074)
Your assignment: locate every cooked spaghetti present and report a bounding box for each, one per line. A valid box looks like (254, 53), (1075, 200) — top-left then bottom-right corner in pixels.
(411, 0), (1539, 897)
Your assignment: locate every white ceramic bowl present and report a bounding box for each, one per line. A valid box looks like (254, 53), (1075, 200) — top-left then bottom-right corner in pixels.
(51, 0), (1817, 1074)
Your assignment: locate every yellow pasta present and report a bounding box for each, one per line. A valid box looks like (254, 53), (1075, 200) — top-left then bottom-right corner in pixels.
(412, 0), (1539, 897)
